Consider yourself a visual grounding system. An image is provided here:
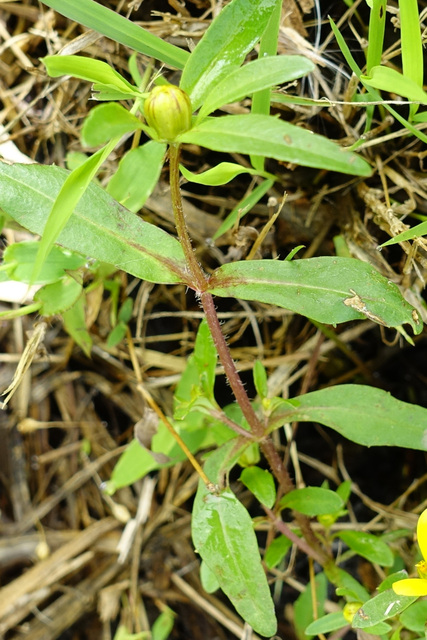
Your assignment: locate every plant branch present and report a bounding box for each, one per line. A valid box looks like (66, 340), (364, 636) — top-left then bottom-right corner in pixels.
(169, 144), (206, 290)
(263, 505), (326, 565)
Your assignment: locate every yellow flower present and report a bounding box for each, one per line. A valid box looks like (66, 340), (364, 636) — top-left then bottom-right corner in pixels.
(392, 509), (427, 596)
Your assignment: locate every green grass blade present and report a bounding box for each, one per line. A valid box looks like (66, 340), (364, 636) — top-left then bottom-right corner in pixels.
(366, 0), (386, 74)
(399, 0), (423, 118)
(250, 0), (282, 171)
(329, 17), (427, 145)
(31, 138), (119, 283)
(41, 0), (188, 69)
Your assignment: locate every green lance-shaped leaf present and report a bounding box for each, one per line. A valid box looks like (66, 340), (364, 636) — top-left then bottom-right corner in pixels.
(107, 141), (166, 213)
(192, 444), (277, 636)
(336, 530), (394, 567)
(180, 162), (274, 186)
(240, 467), (276, 508)
(197, 54), (315, 121)
(42, 55), (140, 97)
(270, 385), (427, 451)
(81, 103), (147, 147)
(366, 0), (387, 75)
(352, 590), (417, 629)
(193, 489), (277, 636)
(178, 114), (372, 176)
(40, 1), (188, 69)
(399, 0), (424, 119)
(280, 487), (344, 516)
(207, 257), (422, 334)
(180, 0), (278, 110)
(0, 162), (187, 285)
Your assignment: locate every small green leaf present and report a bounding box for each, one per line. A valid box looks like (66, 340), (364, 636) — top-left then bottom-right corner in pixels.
(180, 0), (278, 110)
(151, 607), (175, 640)
(305, 612), (348, 635)
(81, 103), (145, 147)
(361, 66), (427, 103)
(192, 444), (277, 636)
(180, 162), (273, 186)
(107, 439), (161, 493)
(336, 530), (394, 567)
(207, 257), (422, 334)
(42, 55), (139, 96)
(399, 600), (427, 633)
(352, 590), (417, 629)
(197, 55), (314, 120)
(107, 141), (166, 212)
(280, 487), (344, 516)
(240, 467), (276, 508)
(1, 242), (85, 284)
(179, 114), (372, 176)
(62, 292), (92, 356)
(264, 535), (293, 570)
(325, 566), (370, 603)
(34, 276), (82, 316)
(192, 319), (217, 398)
(118, 298), (133, 324)
(253, 360), (268, 400)
(107, 322), (127, 348)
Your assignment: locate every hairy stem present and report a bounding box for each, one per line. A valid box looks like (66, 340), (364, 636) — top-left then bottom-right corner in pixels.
(169, 144), (206, 290)
(168, 142), (327, 564)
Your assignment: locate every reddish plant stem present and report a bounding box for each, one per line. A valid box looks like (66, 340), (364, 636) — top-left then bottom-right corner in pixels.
(262, 505), (325, 565)
(169, 144), (206, 291)
(200, 291), (265, 439)
(168, 143), (327, 564)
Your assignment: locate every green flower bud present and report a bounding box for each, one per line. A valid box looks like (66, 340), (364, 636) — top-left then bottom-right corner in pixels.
(144, 84), (192, 142)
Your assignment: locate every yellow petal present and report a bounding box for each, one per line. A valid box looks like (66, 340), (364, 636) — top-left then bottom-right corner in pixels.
(417, 508), (427, 562)
(392, 578), (427, 596)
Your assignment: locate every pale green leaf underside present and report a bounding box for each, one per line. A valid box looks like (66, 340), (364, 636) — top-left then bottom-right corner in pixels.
(0, 162), (187, 285)
(272, 385), (427, 450)
(178, 114), (372, 176)
(362, 66), (427, 103)
(207, 257), (421, 333)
